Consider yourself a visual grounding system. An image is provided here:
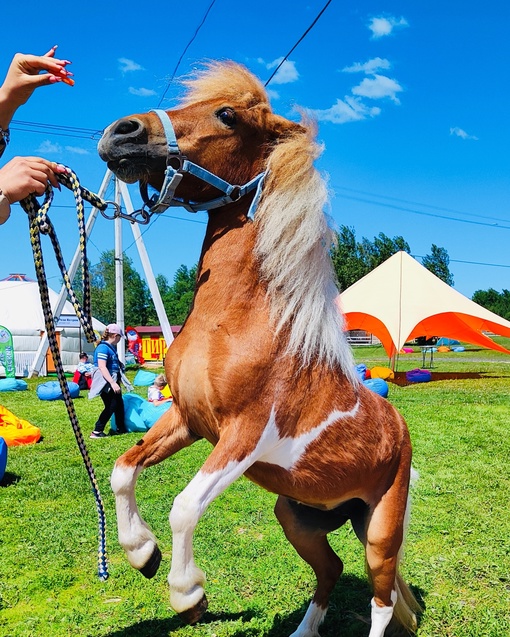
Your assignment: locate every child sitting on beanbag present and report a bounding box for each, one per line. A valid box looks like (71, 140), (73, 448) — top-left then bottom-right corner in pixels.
(147, 374), (172, 407)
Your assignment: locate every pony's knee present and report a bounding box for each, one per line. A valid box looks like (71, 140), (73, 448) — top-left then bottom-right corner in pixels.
(170, 490), (201, 534)
(111, 462), (141, 495)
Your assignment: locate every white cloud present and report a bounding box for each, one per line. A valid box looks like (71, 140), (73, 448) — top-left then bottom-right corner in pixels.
(261, 58), (299, 84)
(118, 57), (144, 73)
(36, 140), (62, 154)
(450, 127), (478, 141)
(266, 88), (280, 100)
(368, 15), (408, 39)
(309, 97), (381, 124)
(343, 57), (391, 74)
(129, 86), (157, 97)
(64, 146), (89, 155)
(352, 74), (403, 104)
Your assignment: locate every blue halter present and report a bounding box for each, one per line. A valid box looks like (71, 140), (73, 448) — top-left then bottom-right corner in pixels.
(141, 109), (266, 220)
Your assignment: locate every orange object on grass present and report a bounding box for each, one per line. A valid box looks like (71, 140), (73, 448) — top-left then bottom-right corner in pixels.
(0, 405), (41, 446)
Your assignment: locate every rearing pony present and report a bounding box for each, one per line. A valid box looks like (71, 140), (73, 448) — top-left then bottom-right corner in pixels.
(98, 61), (419, 637)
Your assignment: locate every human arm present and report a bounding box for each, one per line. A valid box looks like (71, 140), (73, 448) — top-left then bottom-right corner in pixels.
(0, 46), (72, 130)
(151, 396), (172, 407)
(0, 156), (67, 224)
(97, 358), (121, 394)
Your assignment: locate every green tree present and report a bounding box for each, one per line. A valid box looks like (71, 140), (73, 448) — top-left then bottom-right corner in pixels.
(331, 226), (410, 291)
(422, 244), (454, 286)
(159, 264), (197, 325)
(472, 288), (510, 320)
(89, 250), (154, 326)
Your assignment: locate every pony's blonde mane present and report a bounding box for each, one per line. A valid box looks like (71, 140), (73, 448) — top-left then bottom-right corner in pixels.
(254, 120), (357, 381)
(179, 62), (356, 380)
(178, 61), (269, 109)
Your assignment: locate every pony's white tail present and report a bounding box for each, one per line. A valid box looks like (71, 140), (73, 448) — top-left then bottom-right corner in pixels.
(393, 466), (421, 633)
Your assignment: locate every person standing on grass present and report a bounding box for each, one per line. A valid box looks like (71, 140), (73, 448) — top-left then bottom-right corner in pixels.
(0, 46), (72, 225)
(89, 324), (129, 438)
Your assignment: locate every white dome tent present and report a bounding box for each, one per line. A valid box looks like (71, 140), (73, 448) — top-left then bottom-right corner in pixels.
(0, 274), (105, 377)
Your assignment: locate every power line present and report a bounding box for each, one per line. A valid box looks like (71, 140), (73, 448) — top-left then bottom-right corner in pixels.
(337, 193), (510, 230)
(413, 254), (510, 270)
(11, 119), (101, 140)
(336, 185), (510, 225)
(157, 0), (217, 107)
(264, 0), (333, 87)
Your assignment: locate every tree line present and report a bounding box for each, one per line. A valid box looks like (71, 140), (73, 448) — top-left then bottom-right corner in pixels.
(78, 226), (506, 327)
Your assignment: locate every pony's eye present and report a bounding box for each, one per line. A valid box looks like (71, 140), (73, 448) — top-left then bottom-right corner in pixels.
(217, 108), (237, 127)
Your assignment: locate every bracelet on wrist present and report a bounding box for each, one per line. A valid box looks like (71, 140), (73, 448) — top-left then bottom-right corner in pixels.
(0, 126), (10, 147)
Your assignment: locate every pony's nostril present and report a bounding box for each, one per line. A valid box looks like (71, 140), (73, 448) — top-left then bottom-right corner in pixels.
(114, 119), (141, 136)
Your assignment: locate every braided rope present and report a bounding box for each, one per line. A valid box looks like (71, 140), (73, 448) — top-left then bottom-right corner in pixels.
(20, 167), (111, 581)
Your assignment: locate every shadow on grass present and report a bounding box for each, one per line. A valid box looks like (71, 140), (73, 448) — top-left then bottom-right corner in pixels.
(0, 471), (20, 487)
(391, 371), (492, 386)
(103, 574), (425, 637)
(104, 609), (259, 637)
(267, 574), (425, 637)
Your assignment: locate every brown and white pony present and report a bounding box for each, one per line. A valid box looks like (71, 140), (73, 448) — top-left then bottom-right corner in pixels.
(98, 61), (420, 637)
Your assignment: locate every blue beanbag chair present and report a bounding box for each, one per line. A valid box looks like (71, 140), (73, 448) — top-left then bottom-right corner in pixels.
(363, 377), (389, 398)
(0, 378), (28, 392)
(406, 369), (432, 383)
(452, 346), (465, 352)
(133, 370), (158, 386)
(111, 393), (171, 432)
(37, 380), (80, 401)
(0, 437), (7, 482)
(355, 363), (368, 381)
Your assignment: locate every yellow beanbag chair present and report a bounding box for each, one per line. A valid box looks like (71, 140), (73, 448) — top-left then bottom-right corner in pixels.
(0, 405), (41, 446)
(161, 384), (172, 399)
(370, 366), (395, 380)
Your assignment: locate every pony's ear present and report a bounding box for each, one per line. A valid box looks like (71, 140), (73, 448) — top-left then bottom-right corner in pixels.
(266, 113), (307, 140)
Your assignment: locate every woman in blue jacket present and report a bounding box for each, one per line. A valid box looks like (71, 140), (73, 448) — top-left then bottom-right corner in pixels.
(90, 324), (127, 438)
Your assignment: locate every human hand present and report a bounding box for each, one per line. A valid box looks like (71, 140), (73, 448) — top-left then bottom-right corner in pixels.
(111, 381), (121, 394)
(0, 46), (72, 123)
(0, 156), (67, 203)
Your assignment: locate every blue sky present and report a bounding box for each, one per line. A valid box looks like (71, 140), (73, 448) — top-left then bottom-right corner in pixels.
(1, 0), (509, 299)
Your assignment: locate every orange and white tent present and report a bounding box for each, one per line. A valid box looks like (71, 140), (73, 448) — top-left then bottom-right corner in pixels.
(337, 251), (510, 358)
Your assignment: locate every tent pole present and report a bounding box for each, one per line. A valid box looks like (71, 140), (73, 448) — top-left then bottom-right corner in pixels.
(29, 169), (114, 378)
(117, 180), (174, 351)
(114, 178), (125, 365)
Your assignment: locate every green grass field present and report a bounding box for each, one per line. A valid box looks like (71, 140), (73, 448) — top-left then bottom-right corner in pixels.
(1, 342), (509, 636)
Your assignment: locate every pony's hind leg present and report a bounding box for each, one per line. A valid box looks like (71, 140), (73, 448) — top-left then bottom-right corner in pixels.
(111, 406), (197, 578)
(365, 463), (418, 637)
(274, 496), (350, 637)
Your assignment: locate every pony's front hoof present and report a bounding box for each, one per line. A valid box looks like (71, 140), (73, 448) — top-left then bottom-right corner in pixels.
(139, 545), (162, 579)
(178, 594), (208, 625)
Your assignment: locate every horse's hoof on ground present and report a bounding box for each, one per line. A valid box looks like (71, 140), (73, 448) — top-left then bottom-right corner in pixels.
(178, 595), (208, 625)
(139, 545), (162, 579)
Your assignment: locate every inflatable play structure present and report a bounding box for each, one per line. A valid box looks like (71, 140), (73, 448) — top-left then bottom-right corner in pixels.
(0, 404), (41, 446)
(111, 393), (171, 433)
(126, 326), (145, 365)
(37, 381), (80, 401)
